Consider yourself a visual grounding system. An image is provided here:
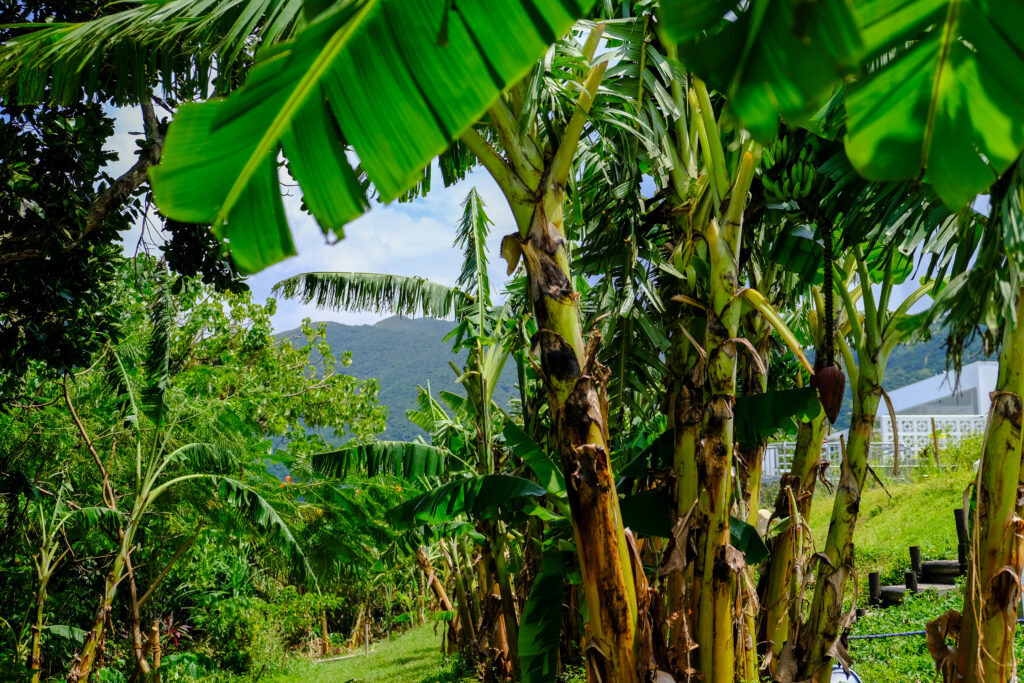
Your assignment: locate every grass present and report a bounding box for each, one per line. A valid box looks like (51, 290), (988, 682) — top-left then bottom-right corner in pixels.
(261, 623), (472, 683)
(847, 584), (1024, 682)
(807, 466), (974, 586)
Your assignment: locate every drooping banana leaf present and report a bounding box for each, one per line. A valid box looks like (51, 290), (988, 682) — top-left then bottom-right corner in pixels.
(660, 0), (864, 140)
(150, 0), (598, 273)
(519, 551), (569, 683)
(273, 271), (471, 319)
(386, 474), (546, 529)
(311, 441), (448, 480)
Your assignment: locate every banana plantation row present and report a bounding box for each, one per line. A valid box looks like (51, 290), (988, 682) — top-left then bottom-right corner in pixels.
(2, 1), (1024, 683)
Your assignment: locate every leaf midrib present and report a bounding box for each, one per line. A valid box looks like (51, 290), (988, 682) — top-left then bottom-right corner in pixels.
(214, 0), (379, 229)
(921, 0), (961, 174)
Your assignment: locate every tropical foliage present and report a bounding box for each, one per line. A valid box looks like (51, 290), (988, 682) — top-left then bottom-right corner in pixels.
(4, 1), (1024, 683)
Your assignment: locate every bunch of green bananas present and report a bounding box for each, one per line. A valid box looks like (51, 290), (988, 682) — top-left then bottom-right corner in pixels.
(760, 135), (822, 205)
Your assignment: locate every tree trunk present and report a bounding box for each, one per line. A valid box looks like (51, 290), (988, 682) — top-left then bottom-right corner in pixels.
(797, 353), (885, 680)
(321, 611), (331, 657)
(955, 290), (1024, 683)
(758, 407), (825, 672)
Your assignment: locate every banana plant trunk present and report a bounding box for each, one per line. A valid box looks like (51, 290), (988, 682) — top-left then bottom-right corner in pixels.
(489, 528), (520, 679)
(955, 289), (1024, 683)
(797, 351), (886, 680)
(737, 343), (769, 683)
(446, 540), (479, 652)
(758, 406), (825, 669)
(692, 150), (756, 683)
(70, 514), (140, 683)
(693, 219), (741, 683)
(29, 576), (49, 683)
(519, 186), (639, 682)
(666, 323), (703, 668)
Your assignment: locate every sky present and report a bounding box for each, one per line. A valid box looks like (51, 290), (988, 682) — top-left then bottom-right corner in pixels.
(109, 106), (514, 333)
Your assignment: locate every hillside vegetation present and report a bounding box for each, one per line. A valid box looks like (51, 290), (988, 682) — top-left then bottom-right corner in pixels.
(807, 435), (982, 586)
(279, 316), (516, 441)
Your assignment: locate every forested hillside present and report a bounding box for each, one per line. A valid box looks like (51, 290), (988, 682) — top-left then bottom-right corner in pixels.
(285, 317), (988, 437)
(279, 316), (517, 441)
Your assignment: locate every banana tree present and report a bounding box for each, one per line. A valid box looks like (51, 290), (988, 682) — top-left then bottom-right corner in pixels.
(755, 289), (828, 671)
(278, 187), (544, 674)
(67, 282), (313, 682)
(915, 163), (1024, 683)
(793, 244), (936, 679)
(21, 484), (117, 683)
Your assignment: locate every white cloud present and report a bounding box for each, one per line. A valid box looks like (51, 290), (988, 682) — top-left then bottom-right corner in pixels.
(251, 165), (516, 332)
(104, 106), (518, 334)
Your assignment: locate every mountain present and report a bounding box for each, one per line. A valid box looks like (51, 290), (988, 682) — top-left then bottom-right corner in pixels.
(280, 317), (988, 442)
(831, 325), (990, 430)
(278, 316), (517, 442)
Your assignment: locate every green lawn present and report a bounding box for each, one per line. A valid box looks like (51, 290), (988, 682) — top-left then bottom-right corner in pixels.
(807, 467), (973, 586)
(263, 623), (472, 683)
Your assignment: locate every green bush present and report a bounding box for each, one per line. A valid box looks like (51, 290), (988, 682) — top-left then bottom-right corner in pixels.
(194, 588), (343, 674)
(194, 597), (283, 674)
(158, 652), (218, 681)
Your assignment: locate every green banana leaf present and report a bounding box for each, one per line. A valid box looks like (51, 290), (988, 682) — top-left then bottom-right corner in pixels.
(150, 0), (597, 273)
(620, 487), (770, 566)
(617, 429), (673, 481)
(519, 552), (569, 683)
(769, 224), (823, 286)
(502, 422), (566, 497)
(386, 474), (546, 529)
(845, 0), (1024, 209)
(730, 515), (770, 565)
(620, 487), (673, 538)
(661, 0), (863, 140)
(311, 441), (447, 480)
(734, 387), (820, 446)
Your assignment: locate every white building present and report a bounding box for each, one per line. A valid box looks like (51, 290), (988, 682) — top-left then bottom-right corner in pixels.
(885, 361), (998, 415)
(764, 361), (995, 478)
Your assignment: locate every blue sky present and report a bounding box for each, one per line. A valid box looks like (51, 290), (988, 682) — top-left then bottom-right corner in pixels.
(109, 106), (514, 333)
